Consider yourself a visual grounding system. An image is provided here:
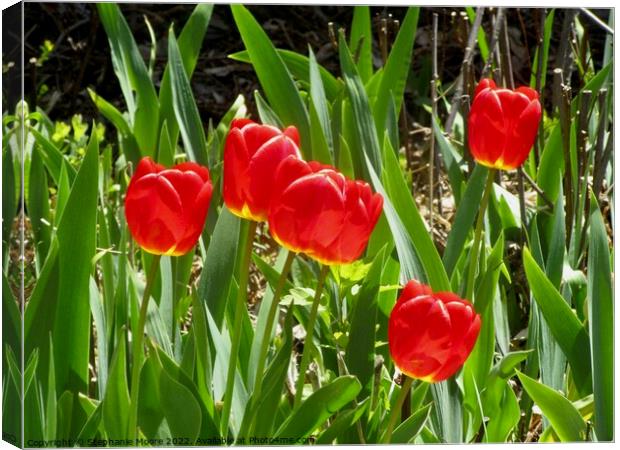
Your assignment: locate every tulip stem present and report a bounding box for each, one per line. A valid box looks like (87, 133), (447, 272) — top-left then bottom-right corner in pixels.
(294, 264), (330, 407)
(221, 220), (258, 436)
(465, 168), (496, 302)
(128, 253), (161, 441)
(383, 376), (414, 444)
(243, 251), (296, 438)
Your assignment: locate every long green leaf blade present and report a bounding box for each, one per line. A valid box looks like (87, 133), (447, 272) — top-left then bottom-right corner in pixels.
(587, 194), (613, 441)
(522, 247), (592, 395)
(231, 4), (311, 153)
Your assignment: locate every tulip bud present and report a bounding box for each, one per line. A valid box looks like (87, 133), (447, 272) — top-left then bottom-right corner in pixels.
(125, 157), (213, 256)
(223, 118), (302, 222)
(468, 78), (542, 171)
(268, 157), (383, 265)
(388, 280), (481, 382)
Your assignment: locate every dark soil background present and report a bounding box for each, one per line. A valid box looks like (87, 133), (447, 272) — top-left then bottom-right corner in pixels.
(3, 3), (611, 127)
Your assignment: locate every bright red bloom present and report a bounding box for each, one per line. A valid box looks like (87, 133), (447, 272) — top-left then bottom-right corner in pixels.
(223, 118), (302, 222)
(468, 78), (542, 171)
(125, 157), (213, 256)
(388, 280), (481, 383)
(268, 157), (383, 265)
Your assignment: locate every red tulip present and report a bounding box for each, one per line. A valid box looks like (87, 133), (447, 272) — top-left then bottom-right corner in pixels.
(223, 118), (302, 222)
(388, 280), (481, 383)
(125, 157), (213, 256)
(468, 78), (542, 171)
(268, 157), (383, 265)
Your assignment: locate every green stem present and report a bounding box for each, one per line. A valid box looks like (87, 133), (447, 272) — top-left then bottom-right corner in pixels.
(244, 251), (296, 438)
(465, 168), (495, 302)
(220, 220), (257, 435)
(383, 376), (414, 444)
(294, 264), (330, 407)
(128, 253), (162, 441)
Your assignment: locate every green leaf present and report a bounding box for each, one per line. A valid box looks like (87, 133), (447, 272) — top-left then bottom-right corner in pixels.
(431, 117), (465, 201)
(159, 4), (213, 147)
(28, 126), (76, 186)
(254, 90), (284, 128)
(516, 371), (587, 442)
(2, 273), (21, 363)
(196, 207), (241, 329)
(381, 136), (450, 291)
(2, 145), (16, 254)
(229, 49), (342, 101)
(443, 165), (488, 276)
(465, 7), (488, 61)
(587, 194), (613, 441)
(27, 144), (52, 265)
(53, 131), (99, 393)
(97, 3), (159, 156)
(74, 403), (103, 443)
(88, 89), (142, 165)
(158, 361), (202, 444)
(158, 120), (175, 167)
(88, 277), (108, 400)
(485, 383), (520, 442)
(522, 247), (592, 395)
(315, 399), (369, 444)
(308, 47), (334, 164)
(372, 7), (419, 136)
(429, 378), (462, 443)
(168, 28), (208, 165)
(365, 151), (424, 283)
(241, 306), (294, 437)
(345, 247), (385, 396)
(391, 403), (433, 443)
(274, 376), (362, 439)
(339, 32), (382, 175)
(102, 329), (130, 440)
(537, 62), (611, 203)
(231, 4), (311, 153)
(349, 6), (373, 83)
(529, 10), (555, 88)
(337, 134), (355, 179)
(87, 89), (132, 137)
(152, 342), (219, 439)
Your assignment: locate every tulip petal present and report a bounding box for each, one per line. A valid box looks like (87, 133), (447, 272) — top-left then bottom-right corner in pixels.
(284, 125), (301, 147)
(223, 128), (252, 215)
(125, 174), (185, 253)
(468, 89), (506, 167)
(173, 161), (211, 182)
(400, 279), (433, 303)
(240, 123), (282, 157)
(247, 135), (301, 219)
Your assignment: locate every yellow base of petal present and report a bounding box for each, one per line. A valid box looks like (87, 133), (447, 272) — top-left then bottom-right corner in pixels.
(228, 202), (266, 222)
(475, 157), (517, 172)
